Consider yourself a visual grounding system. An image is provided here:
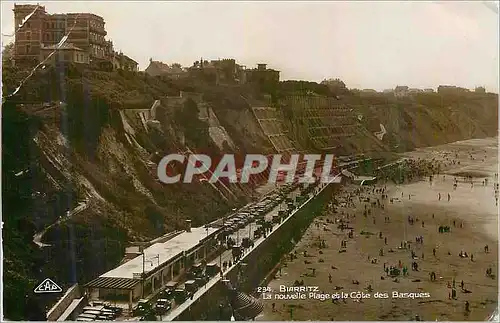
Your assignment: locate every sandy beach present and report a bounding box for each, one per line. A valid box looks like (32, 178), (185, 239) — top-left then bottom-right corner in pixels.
(257, 137), (498, 321)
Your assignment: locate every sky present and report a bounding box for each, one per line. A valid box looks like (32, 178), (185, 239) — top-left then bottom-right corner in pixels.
(1, 1), (499, 91)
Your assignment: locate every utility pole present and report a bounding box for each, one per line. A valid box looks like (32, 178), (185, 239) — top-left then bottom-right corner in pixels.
(219, 215), (225, 276)
(248, 221), (252, 240)
(142, 249), (145, 298)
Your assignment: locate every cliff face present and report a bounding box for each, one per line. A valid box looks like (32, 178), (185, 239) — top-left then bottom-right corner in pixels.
(2, 65), (498, 319)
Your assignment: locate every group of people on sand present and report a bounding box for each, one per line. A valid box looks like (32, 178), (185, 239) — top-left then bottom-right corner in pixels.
(278, 148), (495, 320)
(437, 192), (451, 201)
(349, 151), (496, 318)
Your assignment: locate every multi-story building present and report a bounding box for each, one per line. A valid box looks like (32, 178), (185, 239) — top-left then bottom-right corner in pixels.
(13, 3), (136, 70)
(12, 4), (45, 65)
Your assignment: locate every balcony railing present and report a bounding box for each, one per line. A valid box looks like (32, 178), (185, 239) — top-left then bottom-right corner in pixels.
(89, 24), (107, 35)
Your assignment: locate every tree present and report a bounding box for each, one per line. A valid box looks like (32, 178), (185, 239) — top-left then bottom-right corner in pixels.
(171, 63), (182, 69)
(320, 78), (348, 95)
(2, 42), (14, 64)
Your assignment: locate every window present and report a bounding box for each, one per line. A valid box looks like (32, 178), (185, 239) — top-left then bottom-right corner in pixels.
(64, 53), (70, 61)
(26, 44), (31, 54)
(51, 22), (55, 29)
(26, 32), (31, 40)
(26, 22), (31, 28)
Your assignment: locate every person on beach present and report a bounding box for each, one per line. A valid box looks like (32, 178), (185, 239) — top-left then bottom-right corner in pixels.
(433, 248), (436, 257)
(438, 193), (441, 201)
(448, 193), (451, 202)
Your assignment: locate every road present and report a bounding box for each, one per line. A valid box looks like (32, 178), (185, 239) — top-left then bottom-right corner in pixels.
(32, 197), (90, 248)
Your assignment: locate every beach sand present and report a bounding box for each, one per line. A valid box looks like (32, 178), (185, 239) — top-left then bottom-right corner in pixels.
(256, 137), (498, 321)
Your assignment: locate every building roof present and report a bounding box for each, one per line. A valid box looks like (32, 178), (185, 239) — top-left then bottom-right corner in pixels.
(41, 43), (84, 51)
(114, 52), (137, 65)
(84, 277), (140, 290)
(100, 226), (221, 280)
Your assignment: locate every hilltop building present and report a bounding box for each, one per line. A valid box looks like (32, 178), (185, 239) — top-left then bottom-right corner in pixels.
(12, 3), (137, 70)
(475, 86), (486, 93)
(144, 57), (280, 87)
(245, 63), (280, 88)
(437, 85), (470, 95)
(112, 52), (138, 71)
(145, 59), (187, 78)
(187, 58), (247, 85)
(39, 42), (88, 65)
(408, 88), (423, 94)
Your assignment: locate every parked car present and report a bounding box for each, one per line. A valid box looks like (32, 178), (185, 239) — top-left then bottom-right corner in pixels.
(133, 299), (150, 316)
(206, 263), (220, 277)
(173, 287), (187, 303)
(161, 281), (178, 299)
(185, 280), (198, 294)
(155, 298), (172, 314)
(195, 275), (208, 287)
